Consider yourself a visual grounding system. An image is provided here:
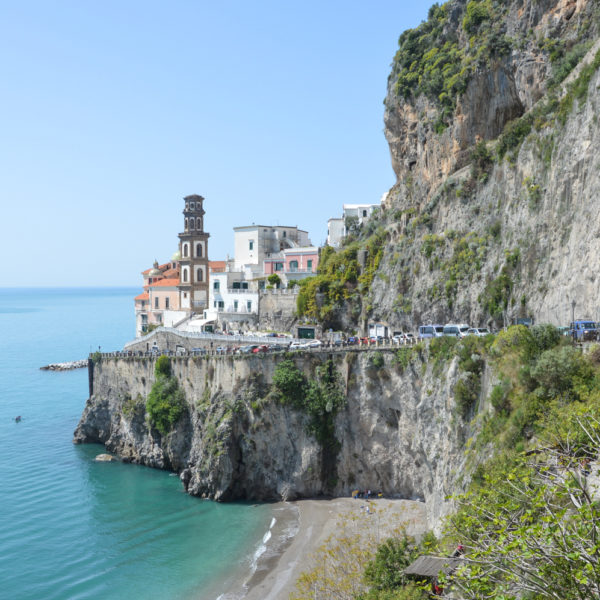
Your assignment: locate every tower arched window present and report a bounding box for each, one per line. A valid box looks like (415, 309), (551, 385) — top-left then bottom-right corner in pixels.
(183, 244), (188, 258)
(184, 218), (188, 231)
(196, 243), (203, 257)
(190, 219), (195, 230)
(190, 202), (195, 210)
(183, 269), (188, 282)
(196, 217), (202, 230)
(197, 268), (203, 282)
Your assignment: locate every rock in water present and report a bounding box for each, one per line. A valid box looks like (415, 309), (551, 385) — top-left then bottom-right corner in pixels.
(40, 360), (88, 371)
(95, 454), (116, 462)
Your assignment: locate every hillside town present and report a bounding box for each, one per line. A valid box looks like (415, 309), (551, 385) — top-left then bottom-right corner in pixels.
(133, 193), (380, 340)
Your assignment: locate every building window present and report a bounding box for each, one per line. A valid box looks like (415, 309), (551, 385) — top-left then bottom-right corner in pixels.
(241, 282), (248, 290)
(197, 268), (203, 282)
(362, 209), (367, 217)
(190, 202), (195, 210)
(184, 218), (188, 231)
(165, 297), (170, 309)
(190, 219), (195, 230)
(234, 300), (238, 312)
(196, 217), (201, 230)
(307, 259), (313, 270)
(196, 243), (202, 257)
(258, 280), (265, 290)
(183, 292), (187, 298)
(283, 231), (286, 238)
(247, 300), (252, 312)
(249, 240), (254, 251)
(183, 269), (188, 282)
(289, 260), (298, 272)
(213, 281), (220, 290)
(154, 297), (159, 309)
(233, 281), (240, 289)
(183, 244), (188, 257)
(218, 301), (224, 309)
(275, 262), (283, 271)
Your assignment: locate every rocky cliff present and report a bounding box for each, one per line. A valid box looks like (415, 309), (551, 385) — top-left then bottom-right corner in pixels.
(371, 0), (600, 331)
(294, 0), (600, 334)
(74, 349), (487, 529)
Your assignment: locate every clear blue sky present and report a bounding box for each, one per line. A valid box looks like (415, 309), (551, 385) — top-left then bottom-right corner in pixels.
(0, 1), (430, 287)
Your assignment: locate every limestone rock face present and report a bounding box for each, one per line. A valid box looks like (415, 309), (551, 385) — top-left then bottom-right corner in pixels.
(74, 352), (476, 529)
(374, 0), (600, 331)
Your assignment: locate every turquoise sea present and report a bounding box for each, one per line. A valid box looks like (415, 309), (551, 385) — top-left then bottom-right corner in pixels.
(0, 288), (274, 600)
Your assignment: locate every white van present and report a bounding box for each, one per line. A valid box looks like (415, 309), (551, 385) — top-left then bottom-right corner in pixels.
(443, 323), (470, 338)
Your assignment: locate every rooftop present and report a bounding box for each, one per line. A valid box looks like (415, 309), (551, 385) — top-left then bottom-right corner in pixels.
(149, 278), (180, 288)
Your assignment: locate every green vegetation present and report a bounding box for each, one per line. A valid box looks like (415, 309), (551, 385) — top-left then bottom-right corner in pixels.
(369, 351), (385, 369)
(296, 228), (386, 324)
(480, 247), (520, 322)
(310, 328), (600, 598)
(267, 273), (281, 287)
(272, 359), (346, 448)
(392, 1), (510, 131)
(146, 357), (186, 436)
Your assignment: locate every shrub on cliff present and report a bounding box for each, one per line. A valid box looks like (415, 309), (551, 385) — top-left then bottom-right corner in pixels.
(146, 357), (185, 436)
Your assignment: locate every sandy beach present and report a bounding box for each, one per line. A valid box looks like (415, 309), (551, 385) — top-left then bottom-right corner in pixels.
(240, 497), (429, 600)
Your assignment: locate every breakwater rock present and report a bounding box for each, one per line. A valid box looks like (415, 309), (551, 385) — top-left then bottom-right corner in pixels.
(73, 350), (492, 530)
(41, 360), (88, 371)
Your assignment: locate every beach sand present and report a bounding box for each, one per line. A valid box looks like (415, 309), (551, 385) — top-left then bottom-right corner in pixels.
(240, 497), (429, 600)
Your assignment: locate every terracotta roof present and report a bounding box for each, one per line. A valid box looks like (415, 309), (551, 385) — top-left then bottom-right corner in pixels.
(149, 278), (180, 288)
(162, 268), (180, 278)
(134, 292), (149, 301)
(210, 261), (226, 272)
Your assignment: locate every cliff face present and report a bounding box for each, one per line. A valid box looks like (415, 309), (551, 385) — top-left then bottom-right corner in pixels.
(74, 351), (483, 528)
(369, 0), (600, 330)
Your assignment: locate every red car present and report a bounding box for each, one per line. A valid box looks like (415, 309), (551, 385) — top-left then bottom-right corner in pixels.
(252, 345), (269, 353)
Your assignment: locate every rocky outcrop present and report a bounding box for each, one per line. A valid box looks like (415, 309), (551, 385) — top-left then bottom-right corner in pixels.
(41, 360), (87, 371)
(370, 0), (600, 331)
(74, 351), (480, 529)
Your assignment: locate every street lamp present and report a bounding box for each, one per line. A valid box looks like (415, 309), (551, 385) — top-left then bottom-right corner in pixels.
(571, 299), (576, 325)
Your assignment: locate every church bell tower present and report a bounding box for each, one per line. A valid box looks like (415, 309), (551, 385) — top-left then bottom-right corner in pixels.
(178, 194), (210, 313)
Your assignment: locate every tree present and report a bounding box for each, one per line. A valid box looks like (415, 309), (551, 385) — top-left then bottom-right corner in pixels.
(267, 273), (281, 287)
(446, 405), (600, 599)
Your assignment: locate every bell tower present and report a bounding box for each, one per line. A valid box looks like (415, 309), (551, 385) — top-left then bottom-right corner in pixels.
(178, 194), (210, 313)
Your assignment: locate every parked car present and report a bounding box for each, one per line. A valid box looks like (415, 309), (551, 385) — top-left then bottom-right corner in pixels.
(252, 345), (269, 353)
(418, 325), (436, 339)
(467, 327), (491, 337)
(443, 324), (470, 338)
(289, 341), (304, 350)
(240, 345), (258, 354)
(570, 320), (598, 341)
(309, 339), (323, 348)
(347, 336), (358, 345)
(404, 333), (416, 344)
(191, 347), (206, 356)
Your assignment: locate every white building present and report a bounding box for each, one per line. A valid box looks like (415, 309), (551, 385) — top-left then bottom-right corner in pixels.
(327, 218), (345, 248)
(233, 225), (311, 277)
(326, 201), (381, 247)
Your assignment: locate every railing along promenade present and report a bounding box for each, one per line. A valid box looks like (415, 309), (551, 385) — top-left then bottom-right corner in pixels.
(95, 337), (413, 361)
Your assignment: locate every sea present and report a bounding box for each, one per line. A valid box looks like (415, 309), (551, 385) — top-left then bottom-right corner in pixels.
(0, 287), (277, 600)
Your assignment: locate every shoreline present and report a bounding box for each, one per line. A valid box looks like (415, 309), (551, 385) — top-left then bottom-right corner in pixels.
(215, 497), (428, 600)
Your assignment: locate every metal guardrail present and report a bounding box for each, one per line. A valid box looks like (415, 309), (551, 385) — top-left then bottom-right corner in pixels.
(98, 338), (417, 361)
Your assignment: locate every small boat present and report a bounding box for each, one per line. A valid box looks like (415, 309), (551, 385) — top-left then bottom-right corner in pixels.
(15, 416), (22, 423)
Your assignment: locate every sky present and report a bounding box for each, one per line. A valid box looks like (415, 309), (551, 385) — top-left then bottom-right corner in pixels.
(0, 1), (430, 287)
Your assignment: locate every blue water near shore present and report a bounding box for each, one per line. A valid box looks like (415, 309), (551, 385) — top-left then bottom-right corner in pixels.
(0, 288), (273, 600)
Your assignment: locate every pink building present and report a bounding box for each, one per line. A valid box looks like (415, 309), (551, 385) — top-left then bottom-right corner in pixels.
(263, 247), (318, 282)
